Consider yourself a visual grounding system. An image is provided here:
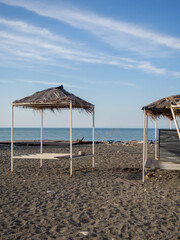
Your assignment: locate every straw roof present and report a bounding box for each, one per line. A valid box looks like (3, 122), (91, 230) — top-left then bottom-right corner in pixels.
(13, 85), (94, 113)
(142, 94), (180, 119)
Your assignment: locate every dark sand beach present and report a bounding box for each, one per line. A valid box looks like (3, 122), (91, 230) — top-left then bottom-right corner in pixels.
(0, 143), (179, 239)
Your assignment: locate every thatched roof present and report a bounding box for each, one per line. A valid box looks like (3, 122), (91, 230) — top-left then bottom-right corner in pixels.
(13, 85), (94, 113)
(142, 94), (180, 119)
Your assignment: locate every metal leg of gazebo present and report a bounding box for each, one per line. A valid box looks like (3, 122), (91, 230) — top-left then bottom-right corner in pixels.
(70, 101), (73, 176)
(142, 110), (146, 182)
(40, 109), (43, 168)
(146, 114), (148, 163)
(143, 111), (148, 182)
(170, 119), (172, 130)
(171, 107), (180, 139)
(11, 104), (14, 173)
(92, 107), (95, 169)
(155, 117), (158, 160)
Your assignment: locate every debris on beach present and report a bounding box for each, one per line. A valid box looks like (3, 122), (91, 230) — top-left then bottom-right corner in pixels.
(145, 173), (154, 178)
(78, 151), (85, 156)
(79, 231), (92, 236)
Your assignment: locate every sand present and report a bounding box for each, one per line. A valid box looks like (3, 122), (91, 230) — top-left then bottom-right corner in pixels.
(0, 143), (179, 239)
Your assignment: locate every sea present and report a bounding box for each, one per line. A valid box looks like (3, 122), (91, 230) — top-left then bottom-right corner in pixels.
(0, 128), (156, 142)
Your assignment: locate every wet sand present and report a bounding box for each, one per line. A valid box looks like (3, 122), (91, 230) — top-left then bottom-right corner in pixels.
(0, 143), (179, 239)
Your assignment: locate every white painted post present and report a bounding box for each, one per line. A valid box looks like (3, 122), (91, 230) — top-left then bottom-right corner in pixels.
(40, 109), (43, 167)
(170, 119), (172, 130)
(146, 114), (148, 162)
(92, 107), (95, 169)
(142, 110), (146, 182)
(11, 104), (14, 173)
(171, 107), (180, 139)
(70, 101), (73, 176)
(155, 117), (158, 160)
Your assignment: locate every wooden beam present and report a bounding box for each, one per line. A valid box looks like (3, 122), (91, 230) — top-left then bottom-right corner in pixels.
(171, 106), (180, 139)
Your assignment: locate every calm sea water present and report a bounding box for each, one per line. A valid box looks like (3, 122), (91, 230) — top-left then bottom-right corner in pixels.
(0, 128), (156, 142)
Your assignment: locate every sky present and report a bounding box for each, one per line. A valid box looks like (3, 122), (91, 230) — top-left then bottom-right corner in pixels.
(0, 0), (180, 128)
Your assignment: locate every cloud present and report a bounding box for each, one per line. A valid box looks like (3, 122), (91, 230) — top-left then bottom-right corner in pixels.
(0, 30), (99, 65)
(0, 28), (169, 75)
(137, 62), (166, 75)
(0, 17), (79, 45)
(1, 0), (180, 55)
(0, 78), (138, 89)
(77, 79), (139, 88)
(114, 81), (139, 88)
(169, 71), (180, 79)
(0, 5), (180, 79)
(19, 80), (80, 88)
(1, 28), (179, 77)
(0, 79), (13, 83)
(0, 78), (80, 88)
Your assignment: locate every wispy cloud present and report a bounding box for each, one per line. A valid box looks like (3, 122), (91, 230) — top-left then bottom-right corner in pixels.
(169, 71), (180, 79)
(0, 30), (100, 65)
(114, 81), (139, 88)
(77, 79), (139, 88)
(0, 1), (180, 79)
(1, 0), (180, 55)
(137, 62), (166, 75)
(0, 27), (171, 76)
(0, 77), (138, 89)
(0, 78), (80, 88)
(19, 80), (80, 88)
(0, 79), (14, 83)
(0, 17), (79, 45)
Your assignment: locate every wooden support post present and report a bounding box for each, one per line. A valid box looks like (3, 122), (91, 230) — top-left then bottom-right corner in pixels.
(142, 110), (146, 182)
(92, 107), (95, 169)
(70, 101), (73, 176)
(171, 107), (180, 139)
(11, 104), (14, 173)
(40, 109), (43, 167)
(155, 117), (158, 160)
(170, 119), (172, 130)
(146, 114), (148, 162)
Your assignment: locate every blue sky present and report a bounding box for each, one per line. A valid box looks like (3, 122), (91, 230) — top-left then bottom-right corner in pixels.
(0, 0), (180, 128)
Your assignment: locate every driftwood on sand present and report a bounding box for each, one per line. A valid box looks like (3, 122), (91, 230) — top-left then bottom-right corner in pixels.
(0, 138), (85, 147)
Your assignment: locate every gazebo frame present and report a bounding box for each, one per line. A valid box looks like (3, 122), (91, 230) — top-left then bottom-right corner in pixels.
(11, 86), (95, 176)
(142, 103), (180, 182)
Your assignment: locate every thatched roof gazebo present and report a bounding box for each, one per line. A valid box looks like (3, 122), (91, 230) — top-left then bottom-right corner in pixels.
(11, 85), (95, 176)
(13, 85), (94, 113)
(142, 94), (180, 182)
(142, 94), (180, 119)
